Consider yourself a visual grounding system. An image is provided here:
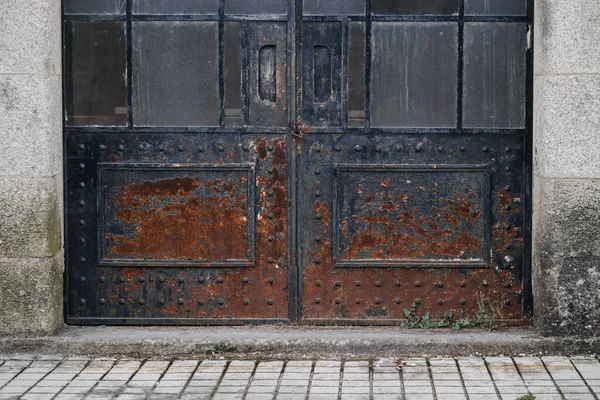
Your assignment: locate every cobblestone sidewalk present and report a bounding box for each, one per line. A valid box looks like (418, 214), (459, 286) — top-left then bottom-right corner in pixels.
(0, 356), (599, 400)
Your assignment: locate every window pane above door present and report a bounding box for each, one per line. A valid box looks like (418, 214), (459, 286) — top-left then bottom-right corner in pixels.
(372, 0), (458, 15)
(64, 0), (126, 15)
(465, 0), (527, 16)
(226, 0), (287, 15)
(303, 0), (364, 16)
(132, 22), (219, 127)
(133, 0), (218, 14)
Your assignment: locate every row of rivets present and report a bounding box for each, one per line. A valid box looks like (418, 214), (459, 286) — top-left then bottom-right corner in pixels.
(306, 280), (501, 288)
(79, 143), (267, 153)
(83, 298), (277, 306)
(89, 276), (276, 284)
(327, 144), (510, 153)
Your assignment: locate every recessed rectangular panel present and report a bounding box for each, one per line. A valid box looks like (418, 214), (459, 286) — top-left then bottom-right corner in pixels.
(65, 21), (127, 126)
(372, 0), (458, 15)
(333, 165), (489, 267)
(463, 23), (527, 128)
(371, 22), (457, 128)
(303, 0), (364, 15)
(226, 0), (287, 14)
(247, 22), (288, 127)
(465, 0), (526, 16)
(99, 164), (255, 267)
(348, 22), (366, 127)
(132, 21), (219, 127)
(64, 0), (126, 14)
(133, 0), (218, 14)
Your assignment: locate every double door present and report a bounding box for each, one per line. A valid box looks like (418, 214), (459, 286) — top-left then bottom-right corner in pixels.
(64, 0), (531, 324)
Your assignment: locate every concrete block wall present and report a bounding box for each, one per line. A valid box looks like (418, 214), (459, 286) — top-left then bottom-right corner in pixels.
(0, 0), (63, 334)
(533, 0), (600, 336)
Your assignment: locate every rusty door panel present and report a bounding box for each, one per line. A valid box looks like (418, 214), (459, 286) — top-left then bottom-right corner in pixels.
(65, 133), (289, 323)
(300, 134), (526, 323)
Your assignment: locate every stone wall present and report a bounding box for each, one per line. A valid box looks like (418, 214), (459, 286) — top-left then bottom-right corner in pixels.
(533, 0), (600, 336)
(0, 0), (63, 335)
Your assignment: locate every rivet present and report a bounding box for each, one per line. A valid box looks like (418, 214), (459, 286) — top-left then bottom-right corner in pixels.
(395, 145), (403, 152)
(460, 299), (466, 305)
(314, 259), (321, 265)
(198, 277), (205, 283)
(244, 299), (250, 305)
(395, 281), (401, 287)
(217, 276), (224, 283)
(242, 276), (249, 284)
(355, 299), (362, 304)
(268, 257), (275, 264)
(505, 205), (511, 211)
(120, 277), (125, 283)
(267, 278), (274, 284)
(178, 145), (184, 152)
(504, 282), (513, 289)
(315, 190), (321, 197)
(198, 300), (204, 306)
(267, 144), (274, 151)
(119, 299), (125, 305)
(178, 277), (185, 284)
(159, 299), (165, 305)
(315, 237), (322, 243)
(505, 185), (511, 192)
(506, 224), (513, 230)
(79, 163), (85, 169)
(268, 235), (275, 242)
(482, 146), (489, 152)
(99, 144), (106, 151)
(267, 213), (274, 219)
(504, 299), (511, 305)
(335, 281), (341, 287)
(158, 145), (165, 152)
(268, 189), (274, 197)
(178, 298), (184, 305)
(79, 182), (86, 189)
(118, 144), (125, 151)
(80, 276), (86, 283)
(335, 144), (342, 152)
(217, 144), (225, 152)
(482, 280), (489, 287)
(139, 299), (145, 305)
(437, 146), (444, 152)
(316, 281), (321, 287)
(80, 257), (86, 263)
(79, 299), (86, 305)
(375, 146), (382, 152)
(267, 167), (274, 174)
(99, 276), (105, 283)
(198, 145), (204, 152)
(395, 298), (401, 304)
(139, 277), (145, 283)
(355, 281), (361, 287)
(460, 281), (466, 287)
(218, 299), (224, 305)
(315, 168), (321, 175)
(315, 213), (322, 220)
(99, 298), (106, 305)
(139, 144), (145, 151)
(267, 299), (274, 305)
(436, 282), (444, 288)
(375, 281), (381, 287)
(415, 143), (422, 152)
(80, 237), (86, 244)
(415, 281), (421, 288)
(375, 298), (381, 305)
(438, 299), (444, 305)
(505, 166), (512, 172)
(460, 146), (466, 152)
(159, 277), (165, 283)
(335, 298), (341, 304)
(78, 144), (85, 150)
(315, 298), (321, 304)
(505, 243), (512, 250)
(79, 200), (85, 206)
(415, 298), (422, 305)
(354, 145), (362, 152)
(505, 147), (511, 153)
(242, 144), (249, 151)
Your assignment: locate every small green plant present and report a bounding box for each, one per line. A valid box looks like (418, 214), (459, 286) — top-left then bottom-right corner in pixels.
(472, 292), (501, 331)
(515, 395), (536, 400)
(402, 303), (470, 330)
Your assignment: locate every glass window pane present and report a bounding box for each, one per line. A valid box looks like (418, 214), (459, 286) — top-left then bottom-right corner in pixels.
(133, 0), (218, 14)
(371, 22), (458, 128)
(64, 0), (126, 15)
(65, 21), (127, 126)
(226, 0), (287, 15)
(303, 0), (364, 15)
(348, 22), (365, 127)
(465, 0), (526, 16)
(463, 23), (527, 129)
(225, 21), (242, 126)
(372, 0), (457, 15)
(132, 21), (219, 127)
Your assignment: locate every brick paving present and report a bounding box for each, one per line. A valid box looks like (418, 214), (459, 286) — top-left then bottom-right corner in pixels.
(0, 356), (599, 399)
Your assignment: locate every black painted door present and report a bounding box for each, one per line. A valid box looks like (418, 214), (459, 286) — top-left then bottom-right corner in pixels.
(63, 0), (532, 325)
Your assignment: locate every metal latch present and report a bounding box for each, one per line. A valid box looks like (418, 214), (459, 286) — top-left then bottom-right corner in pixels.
(290, 119), (308, 139)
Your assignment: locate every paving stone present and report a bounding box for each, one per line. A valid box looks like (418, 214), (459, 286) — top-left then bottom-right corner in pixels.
(277, 386), (308, 394)
(310, 386), (340, 394)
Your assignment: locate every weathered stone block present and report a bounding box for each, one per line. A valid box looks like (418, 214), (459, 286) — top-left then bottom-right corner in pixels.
(533, 177), (600, 336)
(0, 177), (62, 258)
(534, 74), (600, 179)
(0, 74), (62, 177)
(0, 0), (61, 75)
(0, 252), (63, 335)
(535, 0), (600, 75)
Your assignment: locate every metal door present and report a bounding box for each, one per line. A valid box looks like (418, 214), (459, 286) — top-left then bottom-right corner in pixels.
(63, 0), (532, 325)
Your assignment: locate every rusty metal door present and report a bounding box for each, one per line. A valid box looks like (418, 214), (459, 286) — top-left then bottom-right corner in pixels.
(63, 0), (532, 325)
